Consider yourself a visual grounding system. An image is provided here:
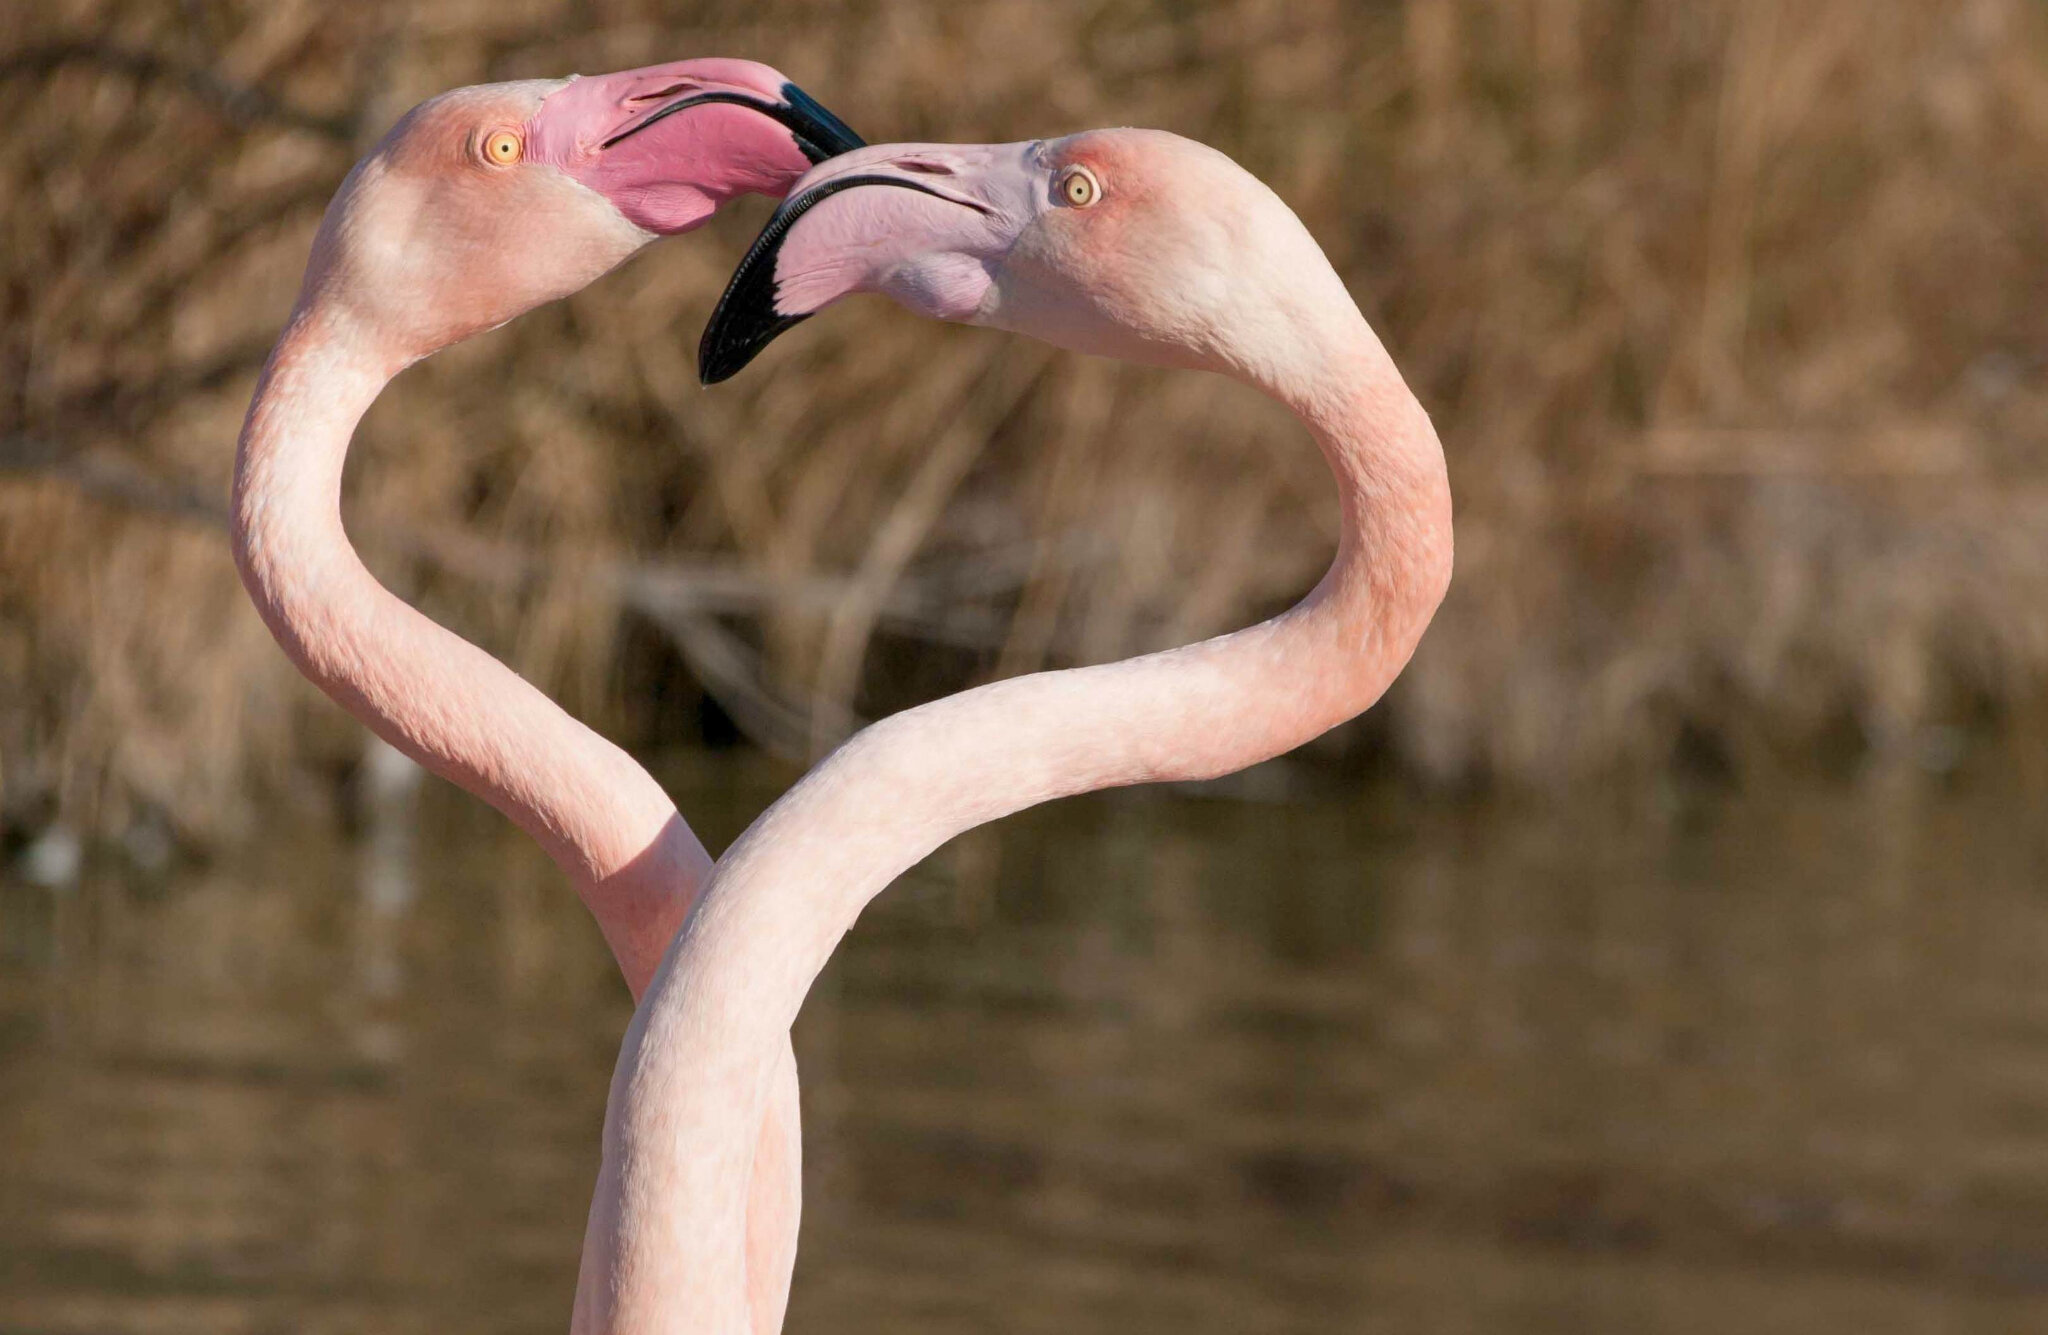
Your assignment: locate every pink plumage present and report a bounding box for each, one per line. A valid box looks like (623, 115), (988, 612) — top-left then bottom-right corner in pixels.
(233, 61), (861, 1335)
(601, 128), (1456, 1332)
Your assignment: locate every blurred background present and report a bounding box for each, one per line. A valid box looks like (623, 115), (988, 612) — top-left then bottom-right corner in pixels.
(3, 0), (2048, 1331)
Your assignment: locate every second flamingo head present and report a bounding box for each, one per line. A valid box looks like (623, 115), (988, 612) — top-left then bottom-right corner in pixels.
(698, 129), (1363, 392)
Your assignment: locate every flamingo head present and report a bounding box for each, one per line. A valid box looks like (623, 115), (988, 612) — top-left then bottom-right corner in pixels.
(301, 59), (863, 362)
(698, 129), (1357, 390)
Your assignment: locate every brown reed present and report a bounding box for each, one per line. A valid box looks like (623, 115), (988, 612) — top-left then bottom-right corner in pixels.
(3, 0), (2045, 845)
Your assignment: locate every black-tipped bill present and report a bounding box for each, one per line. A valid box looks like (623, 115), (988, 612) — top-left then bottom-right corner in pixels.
(600, 82), (866, 165)
(698, 174), (955, 385)
(777, 82), (865, 162)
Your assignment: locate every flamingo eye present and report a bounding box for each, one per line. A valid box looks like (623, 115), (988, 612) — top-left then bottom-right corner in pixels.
(1056, 166), (1101, 208)
(483, 130), (523, 165)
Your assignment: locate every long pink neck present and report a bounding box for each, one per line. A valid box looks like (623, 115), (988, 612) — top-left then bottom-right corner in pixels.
(232, 301), (710, 996)
(576, 307), (1453, 1331)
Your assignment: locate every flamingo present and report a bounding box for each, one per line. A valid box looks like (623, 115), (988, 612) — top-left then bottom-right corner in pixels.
(228, 60), (863, 1335)
(573, 130), (1455, 1331)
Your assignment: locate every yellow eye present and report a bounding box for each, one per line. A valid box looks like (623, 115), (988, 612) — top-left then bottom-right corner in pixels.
(484, 130), (523, 165)
(1057, 166), (1101, 208)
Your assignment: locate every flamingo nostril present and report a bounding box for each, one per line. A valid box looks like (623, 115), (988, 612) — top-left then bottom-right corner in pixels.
(626, 83), (695, 103)
(896, 160), (956, 176)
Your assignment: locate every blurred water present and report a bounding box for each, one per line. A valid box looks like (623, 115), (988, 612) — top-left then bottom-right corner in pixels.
(3, 758), (2048, 1334)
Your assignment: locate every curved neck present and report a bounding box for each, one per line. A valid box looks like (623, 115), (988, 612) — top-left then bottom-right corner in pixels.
(577, 310), (1452, 1331)
(232, 301), (708, 996)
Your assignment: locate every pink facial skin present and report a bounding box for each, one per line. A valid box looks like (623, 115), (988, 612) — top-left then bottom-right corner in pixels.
(525, 59), (839, 234)
(769, 142), (1046, 319)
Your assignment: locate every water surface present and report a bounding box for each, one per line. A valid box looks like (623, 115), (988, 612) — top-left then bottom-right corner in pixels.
(4, 759), (2047, 1333)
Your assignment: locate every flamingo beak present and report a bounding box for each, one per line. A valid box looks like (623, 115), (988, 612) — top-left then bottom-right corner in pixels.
(527, 63), (867, 236)
(777, 84), (867, 163)
(603, 81), (864, 165)
(699, 142), (1039, 383)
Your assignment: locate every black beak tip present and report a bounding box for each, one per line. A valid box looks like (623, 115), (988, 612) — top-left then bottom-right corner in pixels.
(698, 258), (813, 384)
(778, 81), (865, 164)
(699, 172), (943, 385)
(699, 310), (809, 385)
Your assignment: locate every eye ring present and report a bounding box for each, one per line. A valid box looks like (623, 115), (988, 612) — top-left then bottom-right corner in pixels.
(1056, 165), (1101, 208)
(483, 130), (524, 166)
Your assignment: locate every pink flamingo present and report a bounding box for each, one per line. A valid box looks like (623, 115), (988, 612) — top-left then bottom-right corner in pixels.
(229, 60), (862, 1335)
(574, 130), (1454, 1330)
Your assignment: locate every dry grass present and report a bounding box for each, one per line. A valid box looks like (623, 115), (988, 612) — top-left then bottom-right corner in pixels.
(3, 0), (2047, 843)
